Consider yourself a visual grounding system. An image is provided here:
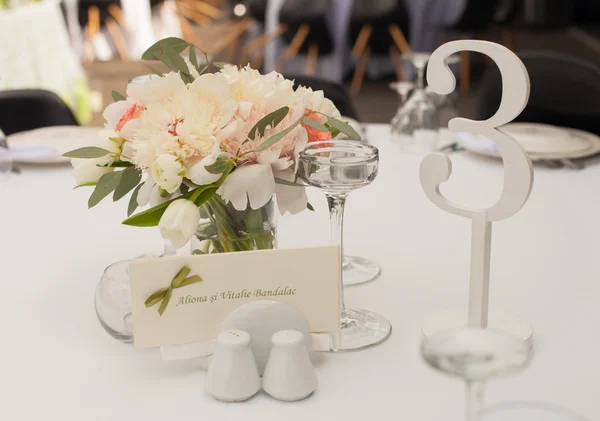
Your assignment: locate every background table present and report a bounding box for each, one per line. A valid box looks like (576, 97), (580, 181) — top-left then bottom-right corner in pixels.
(1, 124), (597, 420)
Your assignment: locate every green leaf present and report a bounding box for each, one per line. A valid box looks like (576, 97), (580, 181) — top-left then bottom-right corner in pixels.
(192, 186), (218, 207)
(171, 266), (192, 288)
(274, 177), (304, 187)
(180, 72), (194, 84)
(123, 184), (216, 227)
(192, 249), (205, 255)
(100, 161), (133, 168)
(188, 44), (198, 71)
(307, 202), (315, 211)
(212, 62), (229, 69)
(254, 116), (303, 152)
(177, 275), (203, 288)
(142, 37), (189, 60)
(327, 117), (361, 140)
(113, 167), (142, 202)
(73, 182), (96, 189)
(244, 208), (264, 232)
(145, 65), (165, 77)
(145, 288), (169, 307)
(111, 91), (126, 102)
(326, 123), (341, 139)
(127, 183), (143, 217)
(88, 171), (123, 208)
(204, 160), (228, 175)
(63, 147), (110, 159)
(216, 161), (235, 186)
(158, 288), (172, 316)
(248, 107), (289, 140)
(302, 115), (328, 132)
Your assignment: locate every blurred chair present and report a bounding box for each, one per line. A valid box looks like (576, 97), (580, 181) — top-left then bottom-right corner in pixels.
(442, 0), (501, 95)
(349, 0), (411, 94)
(276, 0), (333, 76)
(0, 90), (79, 136)
(288, 75), (359, 120)
(475, 52), (600, 135)
(240, 0), (288, 69)
(495, 0), (520, 51)
(79, 0), (130, 62)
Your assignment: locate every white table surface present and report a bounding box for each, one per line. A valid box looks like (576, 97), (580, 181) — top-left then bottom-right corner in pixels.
(1, 124), (598, 420)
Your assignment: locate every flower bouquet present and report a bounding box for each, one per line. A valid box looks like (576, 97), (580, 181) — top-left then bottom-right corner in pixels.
(65, 37), (359, 254)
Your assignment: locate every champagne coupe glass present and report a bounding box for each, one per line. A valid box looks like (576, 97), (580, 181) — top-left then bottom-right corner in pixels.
(298, 140), (392, 351)
(422, 328), (532, 421)
(480, 402), (587, 421)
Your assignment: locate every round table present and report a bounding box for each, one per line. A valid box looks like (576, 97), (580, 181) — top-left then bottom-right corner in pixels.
(1, 124), (597, 420)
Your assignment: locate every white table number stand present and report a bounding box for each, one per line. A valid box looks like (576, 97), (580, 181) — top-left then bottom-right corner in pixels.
(420, 40), (535, 346)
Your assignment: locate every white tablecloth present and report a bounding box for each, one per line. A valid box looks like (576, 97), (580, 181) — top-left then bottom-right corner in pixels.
(1, 124), (598, 420)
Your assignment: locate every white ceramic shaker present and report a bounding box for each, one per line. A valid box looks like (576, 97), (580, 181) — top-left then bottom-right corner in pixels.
(205, 330), (261, 402)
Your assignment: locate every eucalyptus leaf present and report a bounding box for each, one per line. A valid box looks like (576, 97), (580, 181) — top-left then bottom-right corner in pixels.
(180, 72), (194, 84)
(158, 288), (172, 316)
(302, 115), (328, 132)
(212, 62), (229, 69)
(113, 167), (142, 202)
(326, 123), (341, 139)
(244, 209), (264, 232)
(63, 147), (110, 159)
(177, 275), (203, 288)
(144, 287), (169, 307)
(127, 183), (143, 217)
(254, 116), (303, 152)
(142, 37), (189, 60)
(189, 44), (198, 71)
(248, 107), (289, 140)
(192, 249), (205, 255)
(146, 65), (165, 77)
(111, 91), (126, 102)
(73, 182), (96, 190)
(204, 160), (227, 175)
(171, 266), (192, 288)
(307, 202), (315, 211)
(88, 171), (123, 208)
(274, 177), (304, 187)
(327, 117), (361, 140)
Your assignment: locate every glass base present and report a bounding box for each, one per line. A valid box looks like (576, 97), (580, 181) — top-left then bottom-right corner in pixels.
(97, 315), (133, 344)
(325, 308), (392, 352)
(342, 255), (381, 286)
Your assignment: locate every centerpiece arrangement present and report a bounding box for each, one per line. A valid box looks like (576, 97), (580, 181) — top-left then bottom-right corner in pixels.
(65, 37), (359, 253)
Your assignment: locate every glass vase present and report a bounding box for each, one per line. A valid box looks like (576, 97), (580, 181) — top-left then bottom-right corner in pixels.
(192, 195), (277, 254)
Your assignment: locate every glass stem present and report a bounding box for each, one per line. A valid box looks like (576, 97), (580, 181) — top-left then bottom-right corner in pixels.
(417, 65), (425, 90)
(326, 194), (347, 322)
(465, 380), (480, 421)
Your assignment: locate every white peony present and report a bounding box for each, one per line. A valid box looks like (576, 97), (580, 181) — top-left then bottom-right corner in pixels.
(159, 199), (201, 249)
(150, 154), (184, 194)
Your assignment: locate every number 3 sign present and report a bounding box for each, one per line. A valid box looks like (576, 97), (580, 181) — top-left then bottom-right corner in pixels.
(420, 40), (534, 328)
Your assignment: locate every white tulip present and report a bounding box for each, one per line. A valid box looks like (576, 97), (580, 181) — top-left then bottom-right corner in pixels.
(159, 199), (201, 249)
(151, 154), (184, 194)
(71, 157), (113, 185)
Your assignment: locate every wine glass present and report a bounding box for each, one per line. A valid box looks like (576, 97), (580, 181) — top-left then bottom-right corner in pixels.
(392, 52), (440, 152)
(298, 140), (392, 351)
(422, 328), (532, 421)
(480, 402), (587, 421)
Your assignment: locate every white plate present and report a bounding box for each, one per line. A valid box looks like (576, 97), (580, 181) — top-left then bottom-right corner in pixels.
(457, 124), (600, 161)
(6, 126), (102, 164)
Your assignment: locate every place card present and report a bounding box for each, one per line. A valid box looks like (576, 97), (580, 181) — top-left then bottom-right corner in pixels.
(130, 246), (341, 348)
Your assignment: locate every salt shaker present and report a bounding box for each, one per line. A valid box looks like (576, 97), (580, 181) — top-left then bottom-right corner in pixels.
(262, 330), (317, 401)
(205, 330), (261, 402)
